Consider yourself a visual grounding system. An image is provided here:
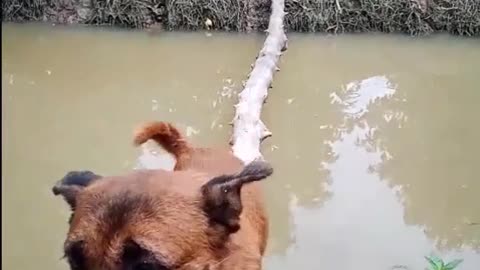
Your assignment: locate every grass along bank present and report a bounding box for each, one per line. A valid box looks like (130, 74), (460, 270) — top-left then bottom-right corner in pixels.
(3, 0), (479, 35)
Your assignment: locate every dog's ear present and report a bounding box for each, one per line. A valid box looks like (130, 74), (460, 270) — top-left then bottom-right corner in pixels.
(52, 171), (102, 210)
(201, 161), (273, 233)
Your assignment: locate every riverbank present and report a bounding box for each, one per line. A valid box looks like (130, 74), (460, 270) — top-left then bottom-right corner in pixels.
(2, 0), (479, 36)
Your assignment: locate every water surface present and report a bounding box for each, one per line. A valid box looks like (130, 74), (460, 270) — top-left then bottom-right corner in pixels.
(2, 23), (480, 270)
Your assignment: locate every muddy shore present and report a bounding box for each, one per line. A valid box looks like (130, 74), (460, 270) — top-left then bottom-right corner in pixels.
(3, 0), (480, 36)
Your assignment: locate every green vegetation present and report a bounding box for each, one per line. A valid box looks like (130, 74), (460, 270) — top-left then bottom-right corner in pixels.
(2, 0), (480, 35)
(425, 255), (464, 270)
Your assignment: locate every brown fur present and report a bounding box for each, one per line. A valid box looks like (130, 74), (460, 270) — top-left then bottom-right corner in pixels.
(55, 121), (271, 270)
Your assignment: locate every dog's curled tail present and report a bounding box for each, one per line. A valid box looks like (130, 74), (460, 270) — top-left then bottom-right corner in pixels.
(133, 121), (192, 159)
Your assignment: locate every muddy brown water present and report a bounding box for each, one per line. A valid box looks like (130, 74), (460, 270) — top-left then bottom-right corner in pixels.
(2, 23), (480, 270)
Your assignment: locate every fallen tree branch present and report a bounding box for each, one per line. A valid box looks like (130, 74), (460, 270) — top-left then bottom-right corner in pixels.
(230, 0), (287, 164)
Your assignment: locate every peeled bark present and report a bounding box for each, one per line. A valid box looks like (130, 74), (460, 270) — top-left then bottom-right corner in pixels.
(230, 0), (287, 164)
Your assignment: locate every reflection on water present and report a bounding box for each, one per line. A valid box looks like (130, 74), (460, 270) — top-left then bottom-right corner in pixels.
(3, 24), (480, 270)
(330, 75), (396, 119)
(265, 75), (480, 270)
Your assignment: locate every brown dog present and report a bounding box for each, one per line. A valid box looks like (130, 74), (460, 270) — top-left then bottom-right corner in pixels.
(53, 122), (272, 270)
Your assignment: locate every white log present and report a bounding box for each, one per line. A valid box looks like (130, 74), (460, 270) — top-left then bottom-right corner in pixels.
(231, 0), (287, 164)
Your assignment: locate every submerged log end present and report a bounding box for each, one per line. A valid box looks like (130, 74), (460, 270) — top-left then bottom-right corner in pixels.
(232, 142), (264, 164)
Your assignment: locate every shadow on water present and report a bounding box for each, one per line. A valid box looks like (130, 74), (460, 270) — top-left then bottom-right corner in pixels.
(2, 24), (480, 270)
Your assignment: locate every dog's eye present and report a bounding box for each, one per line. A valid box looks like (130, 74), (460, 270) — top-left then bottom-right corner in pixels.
(134, 262), (154, 270)
(133, 261), (167, 270)
(122, 240), (169, 270)
(65, 241), (86, 270)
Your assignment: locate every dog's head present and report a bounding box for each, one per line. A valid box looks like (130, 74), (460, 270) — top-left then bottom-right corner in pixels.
(53, 161), (272, 270)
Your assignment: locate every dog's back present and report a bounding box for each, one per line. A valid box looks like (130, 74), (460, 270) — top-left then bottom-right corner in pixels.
(133, 121), (269, 256)
(53, 121), (271, 270)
